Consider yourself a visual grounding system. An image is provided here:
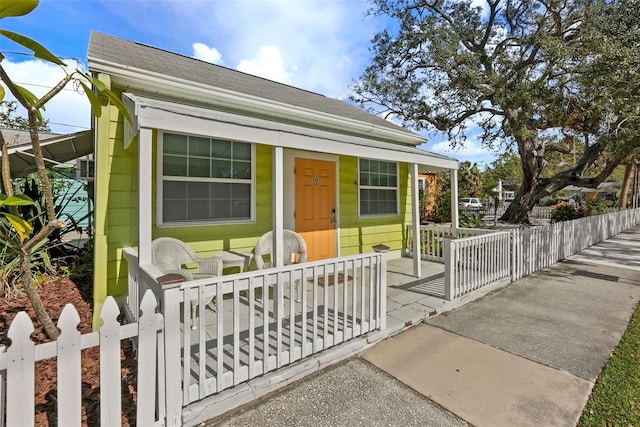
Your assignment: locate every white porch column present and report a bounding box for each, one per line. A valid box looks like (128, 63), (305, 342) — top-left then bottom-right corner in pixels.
(272, 146), (284, 267)
(451, 168), (459, 234)
(410, 163), (422, 278)
(138, 127), (153, 265)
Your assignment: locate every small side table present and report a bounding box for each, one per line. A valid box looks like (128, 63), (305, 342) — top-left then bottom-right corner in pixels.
(219, 251), (253, 272)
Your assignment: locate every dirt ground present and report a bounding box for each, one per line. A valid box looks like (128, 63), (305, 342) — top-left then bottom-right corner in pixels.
(0, 275), (137, 426)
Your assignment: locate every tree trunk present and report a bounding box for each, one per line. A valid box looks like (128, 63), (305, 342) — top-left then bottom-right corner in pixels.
(20, 252), (59, 340)
(619, 163), (633, 209)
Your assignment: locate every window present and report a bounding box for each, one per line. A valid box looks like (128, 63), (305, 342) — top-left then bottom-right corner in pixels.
(160, 132), (253, 224)
(359, 159), (398, 216)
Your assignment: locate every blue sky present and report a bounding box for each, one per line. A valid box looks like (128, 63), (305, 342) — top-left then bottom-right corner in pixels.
(0, 0), (497, 166)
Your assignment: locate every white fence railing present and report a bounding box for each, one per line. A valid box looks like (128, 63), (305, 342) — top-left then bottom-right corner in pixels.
(0, 292), (164, 427)
(441, 208), (640, 299)
(406, 224), (496, 262)
(443, 231), (512, 300)
(460, 205), (554, 219)
(511, 208), (640, 280)
(125, 252), (387, 425)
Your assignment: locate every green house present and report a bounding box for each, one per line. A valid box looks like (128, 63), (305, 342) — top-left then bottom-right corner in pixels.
(87, 32), (460, 325)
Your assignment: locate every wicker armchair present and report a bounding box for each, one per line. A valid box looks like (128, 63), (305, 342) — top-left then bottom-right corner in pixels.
(254, 230), (307, 301)
(254, 230), (308, 269)
(151, 237), (224, 280)
(151, 237), (224, 329)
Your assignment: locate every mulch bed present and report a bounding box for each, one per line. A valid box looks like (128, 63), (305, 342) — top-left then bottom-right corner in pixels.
(0, 276), (138, 426)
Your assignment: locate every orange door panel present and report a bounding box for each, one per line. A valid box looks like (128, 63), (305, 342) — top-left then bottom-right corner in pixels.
(295, 158), (336, 261)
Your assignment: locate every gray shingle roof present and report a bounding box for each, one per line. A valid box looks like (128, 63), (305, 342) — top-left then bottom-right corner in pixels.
(88, 31), (422, 141)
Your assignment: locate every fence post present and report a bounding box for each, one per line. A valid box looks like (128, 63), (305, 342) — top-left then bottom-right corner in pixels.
(443, 236), (456, 300)
(137, 290), (160, 425)
(163, 287), (183, 426)
(379, 253), (387, 330)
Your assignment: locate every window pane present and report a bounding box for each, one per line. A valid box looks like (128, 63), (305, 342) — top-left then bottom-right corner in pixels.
(233, 160), (252, 179)
(163, 200), (187, 222)
(164, 133), (187, 156)
(212, 140), (232, 159)
(211, 159), (233, 178)
(360, 171), (369, 186)
(231, 183), (250, 199)
(188, 200), (210, 220)
(360, 159), (370, 173)
(163, 155), (187, 176)
(211, 182), (231, 199)
(233, 142), (251, 161)
(189, 136), (210, 157)
(211, 201), (231, 219)
(189, 157), (210, 177)
(164, 181), (186, 199)
(187, 181), (210, 199)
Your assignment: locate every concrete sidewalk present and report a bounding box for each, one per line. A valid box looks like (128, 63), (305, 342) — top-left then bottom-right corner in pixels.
(205, 226), (640, 427)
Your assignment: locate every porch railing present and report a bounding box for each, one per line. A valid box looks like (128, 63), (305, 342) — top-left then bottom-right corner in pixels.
(127, 252), (386, 423)
(406, 224), (495, 262)
(443, 231), (512, 300)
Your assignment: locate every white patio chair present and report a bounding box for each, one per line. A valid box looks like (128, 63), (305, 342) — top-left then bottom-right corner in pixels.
(254, 230), (308, 300)
(152, 237), (224, 329)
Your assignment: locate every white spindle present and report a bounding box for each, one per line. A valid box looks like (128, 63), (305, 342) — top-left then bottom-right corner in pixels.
(137, 291), (158, 425)
(6, 312), (34, 427)
(100, 298), (121, 427)
(57, 304), (81, 426)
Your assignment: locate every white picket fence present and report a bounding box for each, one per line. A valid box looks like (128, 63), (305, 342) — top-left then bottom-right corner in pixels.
(460, 205), (554, 219)
(0, 291), (165, 427)
(511, 208), (640, 280)
(441, 208), (640, 299)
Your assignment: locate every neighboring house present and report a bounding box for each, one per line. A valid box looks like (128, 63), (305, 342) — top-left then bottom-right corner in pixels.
(0, 128), (93, 231)
(87, 31), (460, 323)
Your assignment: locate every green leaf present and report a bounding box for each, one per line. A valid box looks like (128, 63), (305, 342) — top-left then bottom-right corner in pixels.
(104, 90), (131, 123)
(0, 29), (64, 66)
(2, 213), (33, 242)
(0, 194), (36, 207)
(14, 84), (39, 106)
(79, 81), (102, 118)
(14, 84), (45, 123)
(0, 0), (38, 19)
(81, 73), (131, 123)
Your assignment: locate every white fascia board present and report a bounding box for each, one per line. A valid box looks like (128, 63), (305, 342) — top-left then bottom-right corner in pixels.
(129, 95), (458, 170)
(89, 58), (426, 147)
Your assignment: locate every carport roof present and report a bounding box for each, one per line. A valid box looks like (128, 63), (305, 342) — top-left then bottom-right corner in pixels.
(0, 128), (93, 176)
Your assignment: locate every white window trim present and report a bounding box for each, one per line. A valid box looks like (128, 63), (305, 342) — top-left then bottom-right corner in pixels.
(157, 130), (256, 227)
(358, 158), (400, 218)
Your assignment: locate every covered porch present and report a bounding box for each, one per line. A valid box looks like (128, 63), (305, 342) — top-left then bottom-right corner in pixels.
(124, 248), (449, 425)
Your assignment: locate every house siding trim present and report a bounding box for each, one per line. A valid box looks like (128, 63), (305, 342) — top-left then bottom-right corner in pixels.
(123, 93), (458, 171)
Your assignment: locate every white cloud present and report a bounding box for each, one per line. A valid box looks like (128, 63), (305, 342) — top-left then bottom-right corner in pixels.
(192, 42), (224, 65)
(119, 0), (379, 98)
(424, 138), (496, 167)
(2, 58), (90, 134)
(236, 46), (292, 84)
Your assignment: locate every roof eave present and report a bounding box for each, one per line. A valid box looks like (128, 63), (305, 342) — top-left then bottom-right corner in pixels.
(88, 57), (426, 147)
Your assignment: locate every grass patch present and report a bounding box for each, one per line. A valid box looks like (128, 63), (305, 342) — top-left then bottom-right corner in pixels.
(579, 303), (640, 426)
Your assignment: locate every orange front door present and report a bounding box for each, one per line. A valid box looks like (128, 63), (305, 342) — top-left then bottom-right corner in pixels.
(295, 158), (337, 261)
